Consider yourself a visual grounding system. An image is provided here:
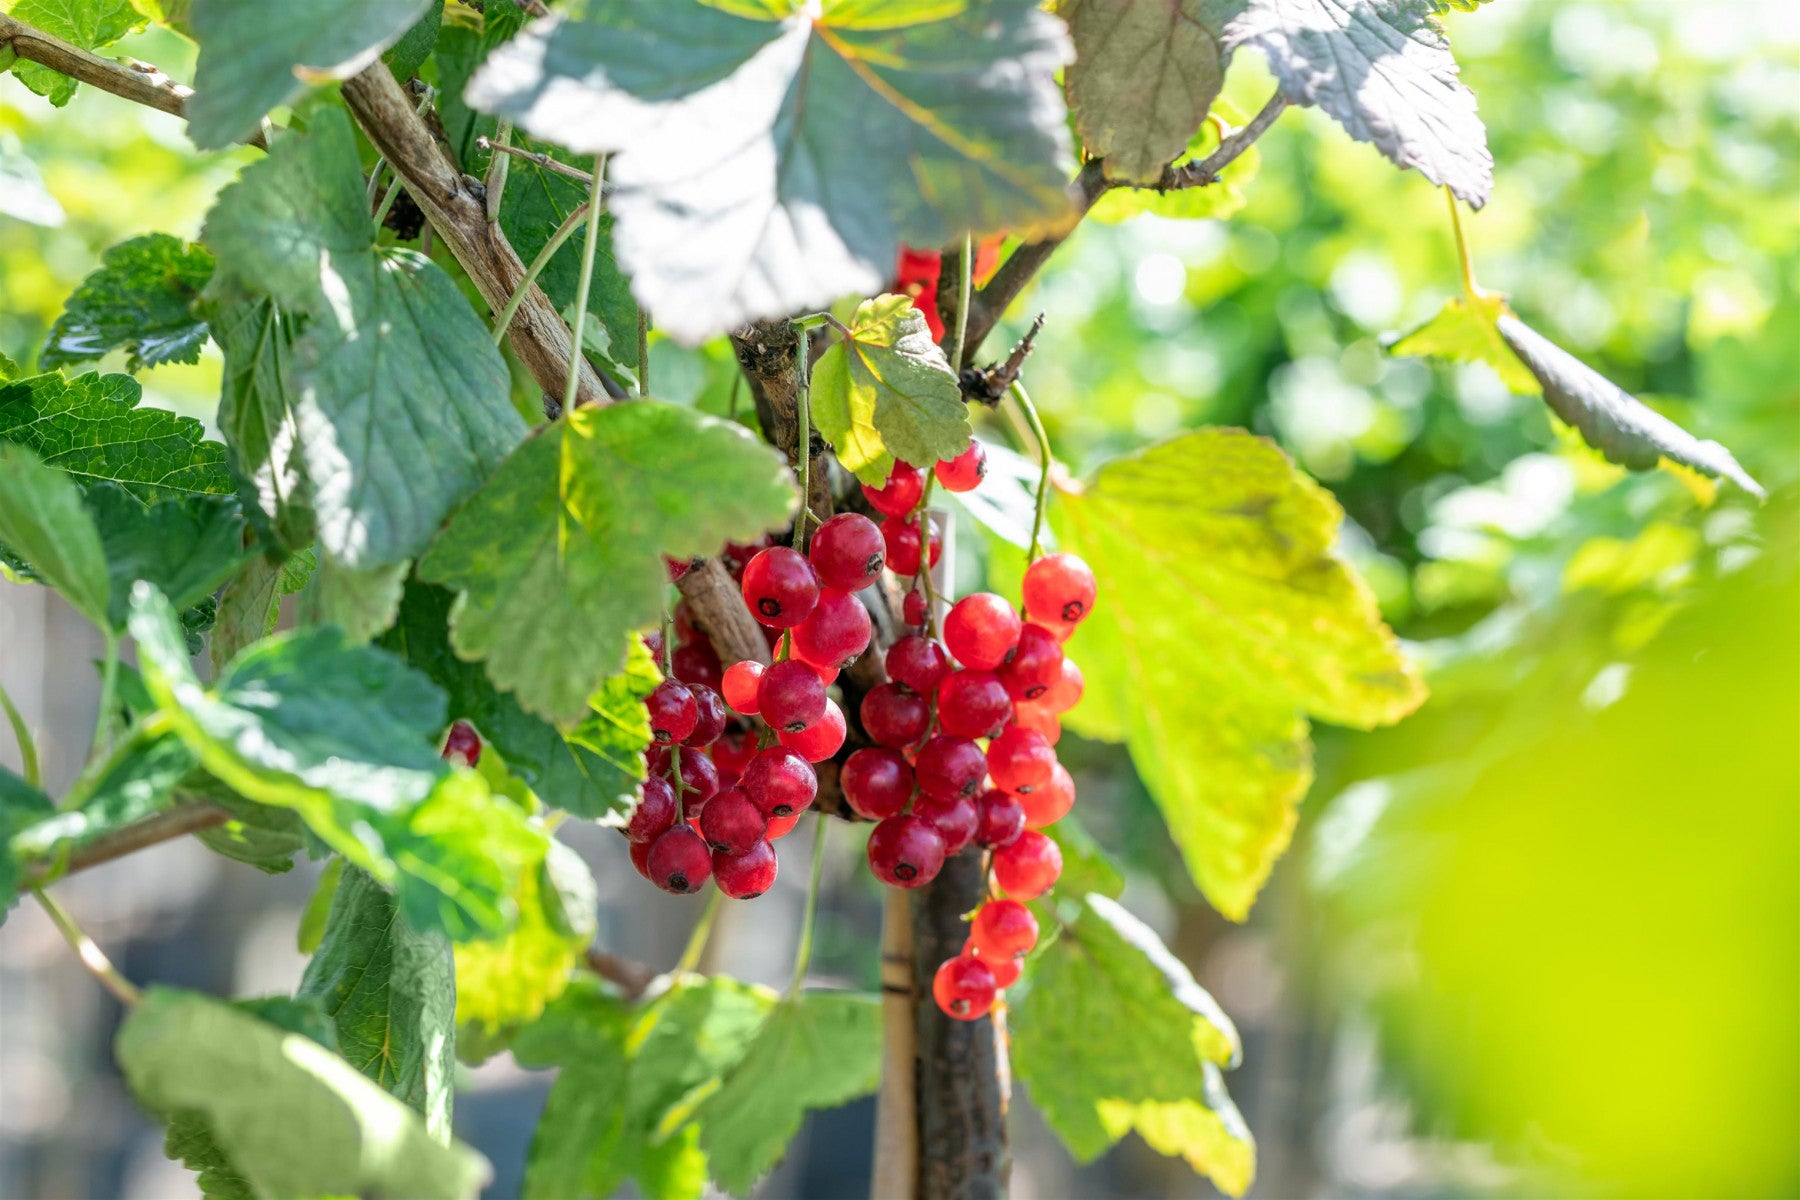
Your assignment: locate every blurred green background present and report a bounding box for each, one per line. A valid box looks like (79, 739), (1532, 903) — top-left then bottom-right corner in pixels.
(2, 1), (1795, 1196)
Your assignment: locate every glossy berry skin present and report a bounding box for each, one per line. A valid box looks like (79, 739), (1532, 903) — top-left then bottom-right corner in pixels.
(935, 670), (1014, 740)
(626, 776), (679, 843)
(1009, 701), (1061, 745)
(862, 462), (925, 517)
(672, 639), (724, 691)
(741, 746), (817, 818)
(932, 954), (996, 1020)
(721, 659), (765, 715)
(628, 838), (655, 880)
(914, 735), (989, 803)
(641, 630), (666, 664)
(650, 744), (721, 807)
(1023, 552), (1097, 628)
(867, 813), (947, 888)
(645, 681), (698, 743)
(765, 812), (802, 840)
(886, 636), (952, 695)
(913, 793), (978, 855)
(442, 720), (482, 769)
(934, 442), (988, 493)
(973, 789), (1026, 849)
(757, 659), (827, 733)
(860, 683), (931, 750)
(841, 748), (915, 820)
(700, 788), (766, 855)
(1043, 657), (1085, 715)
(790, 588), (873, 669)
(687, 685), (728, 747)
(972, 899), (1038, 960)
(779, 697), (846, 763)
(880, 514), (941, 577)
(902, 588), (929, 627)
(709, 731), (756, 787)
(1019, 762), (1075, 829)
(998, 624), (1064, 703)
(944, 593), (1022, 671)
(809, 513), (887, 592)
(713, 839), (778, 899)
(741, 546), (821, 628)
(964, 938), (1021, 988)
(647, 825), (713, 894)
(993, 830), (1062, 899)
(987, 725), (1056, 794)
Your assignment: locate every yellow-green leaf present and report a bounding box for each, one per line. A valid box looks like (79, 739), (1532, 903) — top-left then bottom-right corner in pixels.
(1386, 290), (1539, 395)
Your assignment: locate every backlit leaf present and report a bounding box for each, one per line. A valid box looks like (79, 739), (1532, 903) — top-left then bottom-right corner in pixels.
(454, 839), (594, 1033)
(1087, 101), (1262, 223)
(1386, 289), (1539, 394)
(41, 234), (214, 372)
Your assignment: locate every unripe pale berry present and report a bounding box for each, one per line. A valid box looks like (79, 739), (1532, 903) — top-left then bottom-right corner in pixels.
(713, 839), (778, 899)
(1022, 552), (1097, 628)
(860, 683), (931, 750)
(779, 697), (846, 763)
(971, 898), (1038, 960)
(741, 546), (820, 628)
(862, 462), (925, 517)
(757, 659), (827, 732)
(741, 746), (817, 818)
(935, 670), (1013, 740)
(944, 593), (1022, 671)
(626, 775), (678, 844)
(867, 813), (947, 888)
(914, 735), (988, 803)
(722, 659), (765, 715)
(699, 788), (766, 856)
(993, 830), (1062, 899)
(932, 954), (996, 1020)
(809, 513), (886, 592)
(886, 635), (952, 694)
(986, 725), (1056, 795)
(647, 825), (713, 894)
(790, 588), (873, 669)
(934, 442), (987, 493)
(842, 747), (915, 820)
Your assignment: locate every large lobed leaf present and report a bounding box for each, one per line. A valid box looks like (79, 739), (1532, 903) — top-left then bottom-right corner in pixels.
(40, 233), (214, 373)
(466, 0), (1077, 343)
(1054, 429), (1424, 919)
(9, 0), (145, 105)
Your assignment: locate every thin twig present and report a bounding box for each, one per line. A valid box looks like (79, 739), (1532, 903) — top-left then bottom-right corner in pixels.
(476, 136), (598, 187)
(562, 148), (608, 412)
(34, 889), (141, 1007)
(20, 801), (232, 888)
(946, 235), (973, 374)
(584, 946), (657, 1000)
(1156, 93), (1291, 190)
(637, 311), (650, 397)
(962, 312), (1045, 404)
(485, 121), (512, 225)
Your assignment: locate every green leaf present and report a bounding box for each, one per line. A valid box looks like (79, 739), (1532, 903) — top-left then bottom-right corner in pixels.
(0, 371), (232, 504)
(185, 0), (435, 149)
(300, 557), (409, 643)
(418, 401), (795, 724)
(466, 0), (1076, 342)
(1045, 814), (1126, 902)
(810, 294), (970, 487)
(211, 548), (314, 669)
(296, 857), (343, 954)
(696, 991), (882, 1193)
(0, 351), (19, 384)
(1053, 429), (1425, 919)
(1058, 0), (1238, 184)
(0, 443), (111, 625)
(1012, 895), (1253, 1196)
(116, 988), (489, 1199)
(40, 234), (214, 373)
(1496, 313), (1765, 500)
(454, 839), (594, 1033)
(129, 583), (546, 939)
(9, 0), (146, 105)
(1087, 100), (1262, 223)
(384, 1), (443, 80)
(298, 865), (457, 1140)
(10, 730), (197, 872)
(206, 293), (314, 553)
(1225, 0), (1492, 206)
(86, 484), (251, 628)
(0, 766), (57, 923)
(193, 797), (308, 874)
(1386, 290), (1540, 395)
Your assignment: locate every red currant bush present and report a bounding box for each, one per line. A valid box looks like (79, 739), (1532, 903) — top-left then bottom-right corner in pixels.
(973, 789), (1026, 849)
(1022, 552), (1097, 628)
(790, 588), (873, 669)
(935, 670), (1013, 740)
(880, 514), (941, 577)
(998, 624), (1064, 702)
(971, 899), (1038, 960)
(757, 659), (827, 732)
(886, 635), (952, 694)
(778, 697), (846, 763)
(912, 792), (978, 855)
(626, 776), (679, 843)
(699, 788), (766, 855)
(721, 659), (764, 715)
(860, 682), (931, 750)
(986, 725), (1056, 794)
(914, 735), (989, 802)
(933, 442), (987, 493)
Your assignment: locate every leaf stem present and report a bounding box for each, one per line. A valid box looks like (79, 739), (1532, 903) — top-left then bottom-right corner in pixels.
(33, 888), (140, 1007)
(371, 174), (405, 229)
(563, 165), (609, 414)
(484, 120), (512, 224)
(0, 679), (40, 788)
(1009, 380), (1054, 560)
(791, 319), (813, 552)
(490, 200), (591, 346)
(365, 156), (389, 206)
(636, 311), (650, 396)
(675, 888), (724, 976)
(787, 813), (829, 998)
(477, 137), (597, 186)
(947, 234), (973, 374)
(88, 630), (119, 762)
(1446, 186), (1479, 301)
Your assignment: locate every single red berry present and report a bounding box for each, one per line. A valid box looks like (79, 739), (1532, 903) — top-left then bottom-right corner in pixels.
(1023, 553), (1097, 628)
(997, 624), (1064, 703)
(721, 659), (765, 715)
(902, 588), (929, 627)
(647, 825), (713, 894)
(713, 839), (778, 899)
(801, 658), (839, 686)
(993, 830), (1062, 899)
(626, 775), (678, 843)
(642, 629), (666, 663)
(892, 248), (944, 338)
(964, 938), (1022, 988)
(934, 442), (987, 493)
(442, 719), (481, 769)
(757, 659), (827, 733)
(809, 513), (887, 592)
(972, 899), (1038, 960)
(1043, 657), (1084, 715)
(1019, 762), (1075, 828)
(650, 745), (717, 806)
(765, 811), (801, 840)
(780, 697), (845, 763)
(914, 735), (988, 803)
(699, 787), (767, 856)
(646, 680), (698, 744)
(741, 746), (818, 818)
(841, 747), (915, 820)
(886, 635), (952, 695)
(973, 789), (1026, 849)
(790, 588), (873, 669)
(860, 682), (931, 750)
(672, 639), (723, 691)
(741, 546), (821, 628)
(867, 813), (947, 888)
(913, 792), (978, 855)
(686, 684), (728, 747)
(935, 670), (1013, 740)
(664, 555), (695, 582)
(709, 730), (757, 787)
(862, 462), (925, 517)
(880, 514), (941, 577)
(943, 593), (1022, 671)
(1009, 700), (1061, 745)
(987, 725), (1056, 794)
(932, 954), (996, 1020)
(629, 838), (655, 880)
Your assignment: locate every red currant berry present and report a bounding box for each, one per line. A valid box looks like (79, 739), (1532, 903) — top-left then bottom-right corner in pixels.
(913, 793), (978, 855)
(964, 938), (1022, 988)
(790, 588), (872, 670)
(934, 442), (987, 493)
(742, 746), (817, 818)
(972, 899), (1038, 960)
(721, 659), (765, 715)
(1023, 553), (1097, 628)
(1043, 657), (1084, 715)
(862, 462), (925, 517)
(886, 635), (952, 695)
(765, 811), (802, 840)
(441, 719), (482, 769)
(943, 593), (1022, 671)
(987, 725), (1056, 794)
(880, 514), (941, 577)
(642, 629), (666, 663)
(699, 787), (766, 856)
(860, 682), (931, 750)
(672, 639), (724, 691)
(993, 830), (1062, 899)
(626, 775), (678, 843)
(664, 555), (694, 582)
(914, 735), (988, 803)
(757, 659), (827, 733)
(973, 789), (1026, 849)
(1009, 700), (1062, 745)
(709, 730), (757, 787)
(1019, 762), (1074, 828)
(997, 624), (1063, 703)
(841, 748), (915, 820)
(801, 659), (839, 686)
(902, 588), (929, 627)
(867, 813), (947, 888)
(670, 747), (720, 806)
(932, 954), (996, 1020)
(647, 825), (713, 894)
(686, 684), (728, 747)
(741, 546), (820, 629)
(646, 680), (698, 744)
(935, 670), (1013, 740)
(779, 697), (845, 763)
(713, 839), (778, 899)
(808, 513), (887, 592)
(629, 838), (655, 880)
